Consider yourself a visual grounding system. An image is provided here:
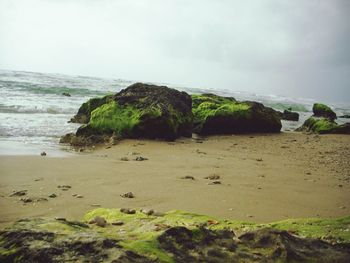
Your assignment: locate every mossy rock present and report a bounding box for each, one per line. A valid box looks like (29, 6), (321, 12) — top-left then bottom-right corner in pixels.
(192, 94), (281, 134)
(72, 83), (193, 141)
(70, 94), (114, 123)
(313, 103), (337, 120)
(1, 210), (349, 262)
(296, 117), (350, 134)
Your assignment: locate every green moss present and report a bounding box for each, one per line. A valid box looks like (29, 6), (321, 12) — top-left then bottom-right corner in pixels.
(76, 94), (114, 122)
(192, 94), (251, 125)
(265, 216), (350, 242)
(89, 101), (142, 135)
(313, 103), (333, 114)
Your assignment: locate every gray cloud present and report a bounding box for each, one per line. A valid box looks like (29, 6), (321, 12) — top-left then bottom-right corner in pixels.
(0, 0), (349, 102)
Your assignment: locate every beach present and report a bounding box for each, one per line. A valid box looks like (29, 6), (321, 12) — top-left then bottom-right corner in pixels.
(1, 132), (349, 228)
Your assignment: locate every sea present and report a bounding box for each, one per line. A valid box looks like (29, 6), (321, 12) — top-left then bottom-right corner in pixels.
(1, 69), (349, 156)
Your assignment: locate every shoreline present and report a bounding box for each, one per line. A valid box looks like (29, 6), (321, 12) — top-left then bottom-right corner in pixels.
(0, 132), (349, 228)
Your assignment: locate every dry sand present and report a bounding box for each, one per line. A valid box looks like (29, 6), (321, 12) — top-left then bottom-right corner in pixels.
(0, 132), (349, 228)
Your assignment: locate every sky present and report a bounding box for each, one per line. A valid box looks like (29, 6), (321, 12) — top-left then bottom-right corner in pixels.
(0, 0), (349, 102)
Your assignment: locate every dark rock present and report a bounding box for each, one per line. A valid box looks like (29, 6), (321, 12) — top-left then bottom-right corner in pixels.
(112, 221), (124, 226)
(62, 92), (71, 97)
(339, 115), (350, 118)
(49, 193), (57, 198)
(89, 216), (107, 227)
(192, 94), (281, 134)
(204, 174), (220, 180)
(40, 151), (47, 156)
(20, 197), (33, 203)
(280, 110), (299, 121)
(208, 181), (221, 185)
(140, 209), (154, 215)
(312, 103), (337, 120)
(180, 176), (195, 180)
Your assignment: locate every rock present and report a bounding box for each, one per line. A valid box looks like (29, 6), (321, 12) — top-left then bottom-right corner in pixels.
(140, 209), (154, 215)
(312, 103), (337, 120)
(40, 151), (46, 156)
(89, 216), (107, 227)
(70, 94), (114, 124)
(135, 156), (148, 161)
(70, 83), (193, 142)
(20, 197), (33, 203)
(58, 185), (71, 189)
(120, 208), (136, 214)
(339, 114), (350, 118)
(76, 195), (83, 198)
(192, 94), (281, 134)
(280, 110), (299, 121)
(49, 193), (57, 198)
(180, 176), (195, 180)
(256, 158), (263, 162)
(61, 92), (71, 97)
(10, 190), (27, 197)
(54, 217), (66, 221)
(120, 192), (135, 198)
(204, 175), (220, 180)
(208, 181), (221, 185)
(296, 117), (350, 134)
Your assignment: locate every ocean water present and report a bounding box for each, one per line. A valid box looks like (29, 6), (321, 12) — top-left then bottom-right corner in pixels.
(0, 69), (349, 156)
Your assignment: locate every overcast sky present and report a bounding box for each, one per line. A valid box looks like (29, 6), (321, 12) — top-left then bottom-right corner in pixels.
(0, 0), (349, 102)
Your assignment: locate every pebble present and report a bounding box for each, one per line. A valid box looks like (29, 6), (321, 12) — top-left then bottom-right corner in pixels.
(120, 208), (136, 214)
(256, 158), (263, 162)
(10, 190), (27, 197)
(20, 197), (33, 203)
(40, 151), (47, 156)
(135, 156), (148, 161)
(112, 221), (124, 226)
(181, 176), (195, 180)
(55, 217), (67, 221)
(120, 192), (135, 198)
(140, 208), (154, 215)
(49, 193), (57, 198)
(58, 185), (71, 191)
(208, 181), (221, 185)
(76, 195), (83, 198)
(204, 175), (220, 180)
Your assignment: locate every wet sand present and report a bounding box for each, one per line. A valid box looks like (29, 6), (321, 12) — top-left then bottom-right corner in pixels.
(0, 132), (349, 228)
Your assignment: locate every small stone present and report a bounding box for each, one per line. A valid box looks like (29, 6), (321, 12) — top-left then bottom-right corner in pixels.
(338, 184), (343, 187)
(180, 176), (195, 180)
(256, 158), (263, 162)
(10, 190), (27, 197)
(120, 157), (129, 161)
(208, 181), (221, 185)
(90, 216), (107, 227)
(36, 197), (48, 202)
(306, 172), (312, 175)
(20, 197), (33, 203)
(204, 174), (220, 180)
(135, 156), (148, 161)
(58, 185), (71, 190)
(49, 193), (57, 198)
(112, 221), (124, 226)
(120, 208), (136, 214)
(76, 195), (83, 198)
(55, 217), (66, 221)
(121, 192), (135, 198)
(140, 208), (154, 215)
(91, 204), (101, 207)
(34, 178), (43, 181)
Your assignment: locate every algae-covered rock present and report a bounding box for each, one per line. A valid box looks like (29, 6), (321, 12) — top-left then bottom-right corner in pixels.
(1, 209), (349, 262)
(313, 103), (337, 120)
(192, 94), (281, 134)
(70, 94), (114, 123)
(297, 117), (350, 134)
(68, 83), (193, 142)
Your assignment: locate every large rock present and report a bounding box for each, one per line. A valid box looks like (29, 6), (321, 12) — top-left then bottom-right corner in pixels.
(312, 103), (337, 120)
(192, 94), (281, 134)
(71, 83), (193, 141)
(296, 117), (350, 134)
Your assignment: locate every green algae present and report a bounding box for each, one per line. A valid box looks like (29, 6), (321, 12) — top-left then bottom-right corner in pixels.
(313, 103), (336, 120)
(301, 117), (338, 134)
(192, 94), (252, 125)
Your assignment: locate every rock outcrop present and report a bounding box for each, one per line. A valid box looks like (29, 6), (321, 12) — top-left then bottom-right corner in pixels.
(1, 209), (349, 262)
(296, 117), (350, 134)
(312, 103), (337, 120)
(279, 109), (299, 121)
(192, 94), (281, 134)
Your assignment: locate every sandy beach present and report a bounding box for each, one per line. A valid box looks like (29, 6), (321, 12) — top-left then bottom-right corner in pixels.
(0, 132), (349, 228)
